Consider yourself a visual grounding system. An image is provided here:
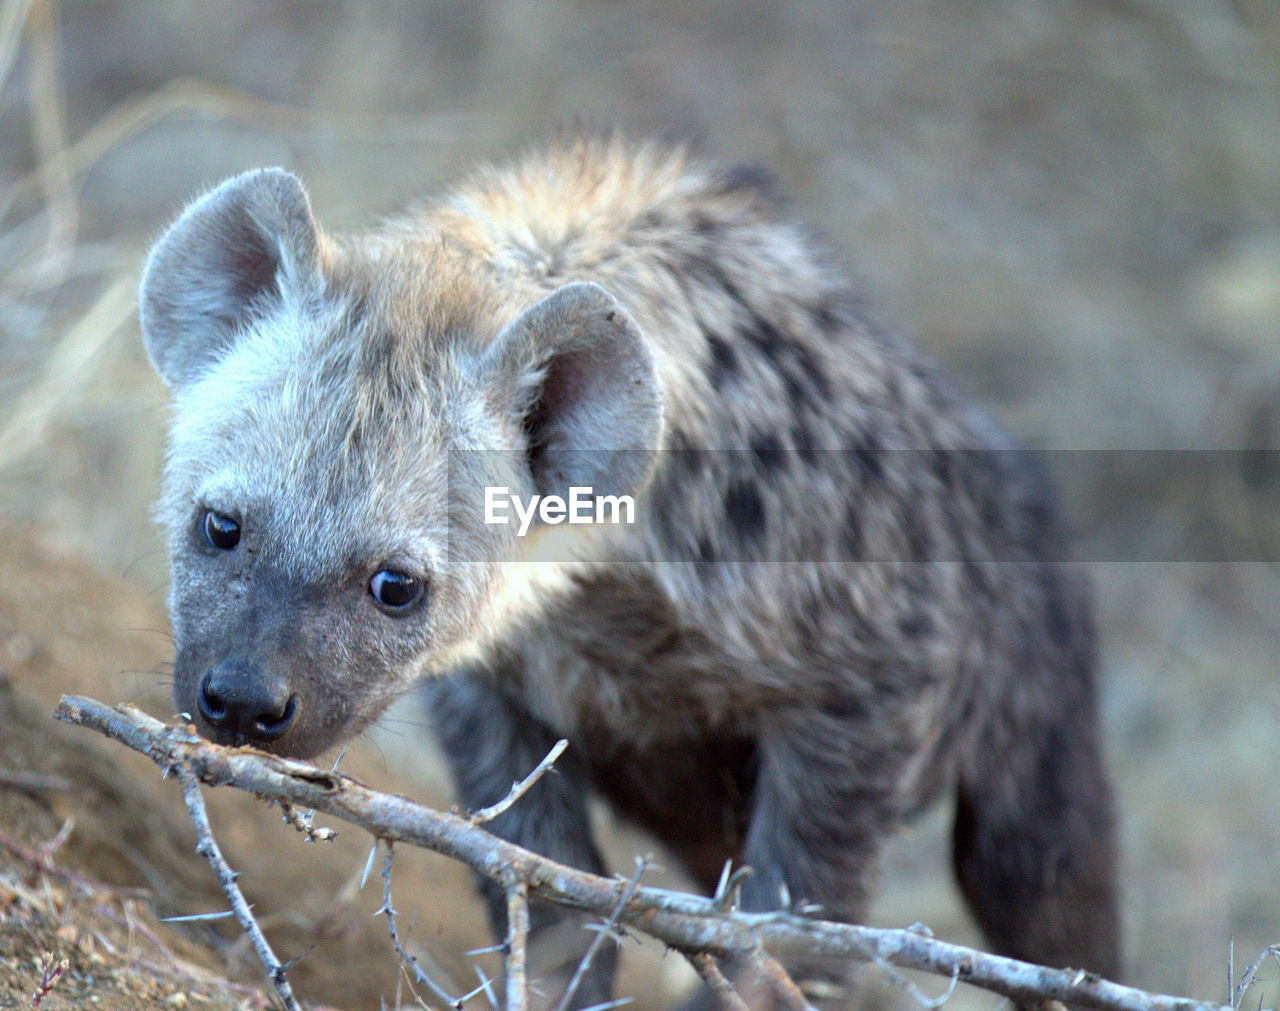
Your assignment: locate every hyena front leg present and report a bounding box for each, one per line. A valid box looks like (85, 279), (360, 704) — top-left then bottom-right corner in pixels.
(691, 709), (910, 1009)
(425, 672), (616, 1010)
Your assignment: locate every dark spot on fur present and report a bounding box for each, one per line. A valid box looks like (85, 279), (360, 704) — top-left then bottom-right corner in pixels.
(1033, 723), (1073, 815)
(897, 609), (933, 639)
(932, 450), (952, 489)
(812, 298), (841, 332)
(792, 345), (832, 400)
(668, 426), (707, 478)
(791, 423), (817, 464)
(852, 440), (884, 482)
(740, 311), (788, 357)
(691, 212), (719, 235)
(683, 251), (746, 305)
(778, 370), (810, 409)
(705, 331), (739, 391)
(751, 432), (786, 474)
(819, 693), (871, 723)
(724, 481), (767, 543)
(1041, 568), (1073, 647)
(695, 534), (716, 563)
(843, 504), (862, 560)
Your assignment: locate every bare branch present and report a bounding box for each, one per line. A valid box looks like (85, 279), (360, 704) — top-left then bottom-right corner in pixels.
(56, 696), (1242, 1011)
(279, 800), (337, 843)
(757, 954), (816, 1011)
(506, 878), (531, 1011)
(555, 858), (648, 1011)
(379, 841), (465, 1010)
(1232, 943), (1280, 1008)
(176, 768), (302, 1011)
(0, 826), (150, 899)
(712, 860), (755, 912)
(0, 767), (81, 798)
(469, 738), (569, 826)
(689, 953), (751, 1011)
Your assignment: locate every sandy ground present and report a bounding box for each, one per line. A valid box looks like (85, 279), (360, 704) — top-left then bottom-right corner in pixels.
(1, 2), (1279, 1008)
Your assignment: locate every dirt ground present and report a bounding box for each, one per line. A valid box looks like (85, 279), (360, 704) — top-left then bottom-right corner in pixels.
(1, 2), (1279, 1009)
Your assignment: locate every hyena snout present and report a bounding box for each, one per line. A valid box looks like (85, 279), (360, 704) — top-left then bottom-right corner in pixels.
(196, 659), (299, 745)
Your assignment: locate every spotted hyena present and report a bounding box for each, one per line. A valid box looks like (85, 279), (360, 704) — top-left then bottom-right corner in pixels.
(140, 134), (1119, 1007)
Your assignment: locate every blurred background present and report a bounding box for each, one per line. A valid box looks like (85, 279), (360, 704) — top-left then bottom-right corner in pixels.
(1, 0), (1279, 1008)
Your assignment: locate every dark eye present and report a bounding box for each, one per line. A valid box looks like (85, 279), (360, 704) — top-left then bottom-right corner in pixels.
(368, 569), (423, 612)
(201, 510), (241, 550)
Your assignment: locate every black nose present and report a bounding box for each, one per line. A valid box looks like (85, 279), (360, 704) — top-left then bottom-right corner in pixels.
(197, 661), (299, 743)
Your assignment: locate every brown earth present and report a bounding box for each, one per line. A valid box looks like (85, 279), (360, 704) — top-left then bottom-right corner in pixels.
(0, 524), (496, 1010)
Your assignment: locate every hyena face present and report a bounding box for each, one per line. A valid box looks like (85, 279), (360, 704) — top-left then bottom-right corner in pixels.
(140, 169), (661, 757)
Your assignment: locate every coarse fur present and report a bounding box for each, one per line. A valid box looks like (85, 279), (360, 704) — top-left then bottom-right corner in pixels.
(141, 133), (1119, 1007)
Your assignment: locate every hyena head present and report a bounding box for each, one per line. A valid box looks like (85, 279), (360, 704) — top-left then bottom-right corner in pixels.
(139, 168), (662, 758)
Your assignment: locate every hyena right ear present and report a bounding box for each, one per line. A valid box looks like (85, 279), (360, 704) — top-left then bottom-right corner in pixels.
(486, 282), (664, 504)
(139, 168), (321, 390)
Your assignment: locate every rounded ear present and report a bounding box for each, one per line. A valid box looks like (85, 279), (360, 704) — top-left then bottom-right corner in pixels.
(139, 168), (320, 390)
(486, 281), (664, 502)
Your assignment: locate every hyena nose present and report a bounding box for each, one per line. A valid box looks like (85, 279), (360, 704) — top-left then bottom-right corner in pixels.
(198, 661), (299, 743)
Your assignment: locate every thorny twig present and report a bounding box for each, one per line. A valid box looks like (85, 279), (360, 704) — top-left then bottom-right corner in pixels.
(56, 695), (1254, 1011)
(553, 857), (648, 1011)
(1231, 941), (1280, 1008)
(378, 841), (472, 1010)
(712, 859), (755, 912)
(468, 738), (568, 826)
(177, 768), (301, 1011)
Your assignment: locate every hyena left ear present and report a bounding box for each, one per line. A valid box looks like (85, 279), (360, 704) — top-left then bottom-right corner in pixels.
(487, 282), (664, 503)
(139, 168), (321, 390)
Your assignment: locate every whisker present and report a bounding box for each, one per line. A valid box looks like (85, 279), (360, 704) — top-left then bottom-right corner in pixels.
(118, 549), (166, 581)
(123, 625), (175, 643)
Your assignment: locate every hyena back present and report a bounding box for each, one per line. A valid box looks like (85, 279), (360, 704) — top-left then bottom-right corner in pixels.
(140, 134), (1119, 1006)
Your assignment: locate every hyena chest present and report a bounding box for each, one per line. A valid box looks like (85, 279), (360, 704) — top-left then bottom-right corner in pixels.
(496, 573), (762, 747)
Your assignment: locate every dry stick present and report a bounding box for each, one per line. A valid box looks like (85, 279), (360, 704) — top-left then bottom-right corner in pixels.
(278, 801), (336, 843)
(506, 877), (531, 1011)
(553, 858), (648, 1011)
(176, 768), (301, 1011)
(57, 696), (1238, 1011)
(378, 841), (467, 1010)
(757, 953), (817, 1011)
(0, 827), (150, 900)
(0, 768), (80, 797)
(1231, 943), (1280, 1008)
(469, 738), (569, 826)
(690, 953), (751, 1011)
